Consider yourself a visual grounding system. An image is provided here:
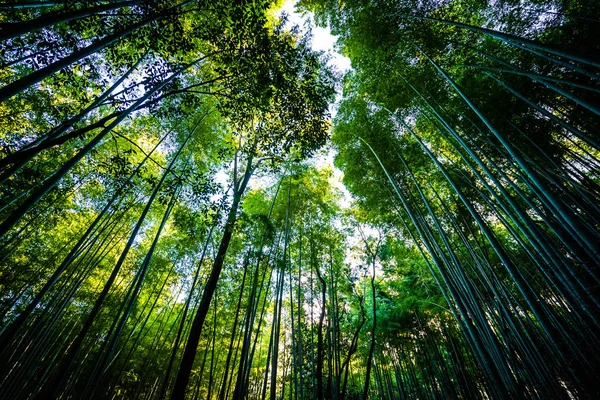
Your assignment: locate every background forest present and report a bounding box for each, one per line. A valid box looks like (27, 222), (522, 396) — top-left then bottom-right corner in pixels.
(0, 0), (599, 399)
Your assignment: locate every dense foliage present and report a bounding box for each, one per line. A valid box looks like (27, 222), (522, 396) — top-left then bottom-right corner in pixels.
(0, 0), (598, 399)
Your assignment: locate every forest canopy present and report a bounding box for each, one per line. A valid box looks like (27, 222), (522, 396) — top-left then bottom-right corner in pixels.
(0, 0), (599, 399)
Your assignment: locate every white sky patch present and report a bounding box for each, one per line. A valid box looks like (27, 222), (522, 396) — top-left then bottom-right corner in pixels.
(307, 146), (352, 209)
(279, 1), (351, 77)
(214, 168), (229, 189)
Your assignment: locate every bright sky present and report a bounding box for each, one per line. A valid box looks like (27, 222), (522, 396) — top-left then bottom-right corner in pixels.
(279, 0), (352, 76)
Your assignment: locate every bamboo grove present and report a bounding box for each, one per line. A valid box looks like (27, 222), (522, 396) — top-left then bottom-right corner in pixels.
(0, 0), (598, 399)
